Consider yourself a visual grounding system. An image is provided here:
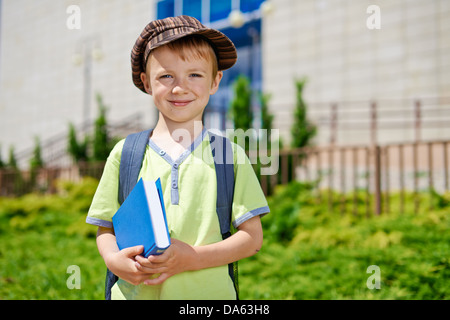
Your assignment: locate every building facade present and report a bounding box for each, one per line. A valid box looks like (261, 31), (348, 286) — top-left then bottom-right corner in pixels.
(0, 0), (449, 166)
(263, 0), (450, 145)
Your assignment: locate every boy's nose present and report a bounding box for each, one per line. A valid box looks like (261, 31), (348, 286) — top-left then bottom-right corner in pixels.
(172, 79), (189, 95)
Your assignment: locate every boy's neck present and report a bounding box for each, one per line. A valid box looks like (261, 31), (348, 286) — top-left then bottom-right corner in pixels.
(152, 113), (205, 149)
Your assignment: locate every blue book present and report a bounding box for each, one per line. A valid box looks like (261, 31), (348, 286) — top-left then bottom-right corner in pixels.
(112, 178), (170, 257)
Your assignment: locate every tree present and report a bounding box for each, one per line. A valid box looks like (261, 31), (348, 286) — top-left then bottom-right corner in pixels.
(67, 93), (116, 164)
(290, 78), (317, 149)
(7, 145), (25, 194)
(229, 75), (253, 131)
(92, 94), (110, 161)
(0, 145), (5, 169)
(29, 136), (44, 190)
(68, 123), (89, 163)
(259, 92), (274, 144)
(30, 136), (44, 170)
(8, 146), (18, 169)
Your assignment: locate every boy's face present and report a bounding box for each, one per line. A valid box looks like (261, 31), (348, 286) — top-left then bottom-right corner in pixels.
(140, 45), (223, 125)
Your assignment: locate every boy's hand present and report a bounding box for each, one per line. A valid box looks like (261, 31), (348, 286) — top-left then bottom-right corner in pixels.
(128, 216), (263, 287)
(104, 245), (157, 286)
(134, 239), (196, 286)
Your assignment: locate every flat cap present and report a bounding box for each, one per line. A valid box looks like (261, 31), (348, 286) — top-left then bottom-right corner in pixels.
(131, 15), (237, 94)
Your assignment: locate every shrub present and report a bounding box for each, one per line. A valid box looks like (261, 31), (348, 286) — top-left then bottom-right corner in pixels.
(68, 123), (89, 163)
(290, 78), (317, 149)
(229, 75), (253, 132)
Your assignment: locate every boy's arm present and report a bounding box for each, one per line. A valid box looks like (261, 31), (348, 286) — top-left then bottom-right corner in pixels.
(135, 216), (263, 286)
(96, 226), (157, 285)
(192, 215), (263, 268)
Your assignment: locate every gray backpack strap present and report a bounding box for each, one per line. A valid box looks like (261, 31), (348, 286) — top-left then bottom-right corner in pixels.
(208, 132), (235, 239)
(209, 132), (238, 298)
(118, 129), (153, 205)
(105, 129), (152, 300)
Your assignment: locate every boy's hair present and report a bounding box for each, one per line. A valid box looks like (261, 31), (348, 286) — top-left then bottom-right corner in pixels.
(147, 35), (219, 80)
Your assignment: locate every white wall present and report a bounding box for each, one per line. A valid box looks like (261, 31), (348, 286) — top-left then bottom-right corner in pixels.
(262, 0), (450, 146)
(0, 0), (158, 161)
(1, 0), (449, 163)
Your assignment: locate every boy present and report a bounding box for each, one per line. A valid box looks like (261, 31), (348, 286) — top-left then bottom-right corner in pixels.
(86, 15), (269, 300)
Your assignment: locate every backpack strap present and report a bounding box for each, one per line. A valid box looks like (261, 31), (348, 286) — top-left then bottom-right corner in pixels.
(105, 129), (152, 300)
(208, 132), (235, 240)
(208, 132), (237, 298)
(118, 129), (153, 205)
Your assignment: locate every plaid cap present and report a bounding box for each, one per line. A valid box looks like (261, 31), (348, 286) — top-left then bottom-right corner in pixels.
(131, 15), (237, 94)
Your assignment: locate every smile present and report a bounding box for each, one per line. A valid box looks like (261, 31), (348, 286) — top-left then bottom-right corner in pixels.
(169, 100), (193, 107)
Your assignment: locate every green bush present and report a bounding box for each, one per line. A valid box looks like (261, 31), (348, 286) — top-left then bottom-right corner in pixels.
(1, 178), (449, 299)
(240, 182), (450, 299)
(263, 182), (316, 243)
(229, 75), (253, 132)
(239, 182), (450, 299)
(0, 177), (104, 299)
(290, 78), (317, 149)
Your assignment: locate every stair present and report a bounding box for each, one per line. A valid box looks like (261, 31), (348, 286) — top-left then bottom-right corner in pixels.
(14, 112), (145, 169)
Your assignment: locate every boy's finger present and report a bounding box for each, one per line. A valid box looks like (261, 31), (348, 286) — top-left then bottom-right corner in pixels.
(135, 261), (167, 274)
(135, 254), (158, 267)
(143, 273), (170, 286)
(121, 245), (144, 258)
(147, 251), (169, 263)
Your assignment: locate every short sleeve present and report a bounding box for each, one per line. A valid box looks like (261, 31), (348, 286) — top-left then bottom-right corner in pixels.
(231, 143), (270, 228)
(85, 139), (125, 228)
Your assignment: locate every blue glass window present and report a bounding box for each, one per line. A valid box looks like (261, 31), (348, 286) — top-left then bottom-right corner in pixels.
(156, 0), (265, 22)
(155, 0), (265, 131)
(240, 0), (262, 13)
(210, 0), (232, 21)
(157, 0), (174, 19)
(182, 0), (202, 20)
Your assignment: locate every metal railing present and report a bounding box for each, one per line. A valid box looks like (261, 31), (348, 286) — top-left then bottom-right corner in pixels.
(309, 96), (450, 145)
(13, 112), (145, 169)
(1, 139), (449, 217)
(259, 140), (450, 215)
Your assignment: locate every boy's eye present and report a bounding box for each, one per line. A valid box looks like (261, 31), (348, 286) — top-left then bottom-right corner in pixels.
(160, 74), (172, 79)
(190, 73), (202, 78)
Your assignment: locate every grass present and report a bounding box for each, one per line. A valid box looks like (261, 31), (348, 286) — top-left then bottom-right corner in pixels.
(239, 182), (450, 299)
(0, 178), (449, 299)
(0, 178), (105, 299)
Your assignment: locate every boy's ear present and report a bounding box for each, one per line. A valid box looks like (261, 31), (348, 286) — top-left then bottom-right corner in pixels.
(210, 71), (223, 95)
(140, 72), (152, 95)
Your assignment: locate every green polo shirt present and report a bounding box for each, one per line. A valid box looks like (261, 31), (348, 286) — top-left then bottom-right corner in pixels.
(86, 129), (269, 300)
